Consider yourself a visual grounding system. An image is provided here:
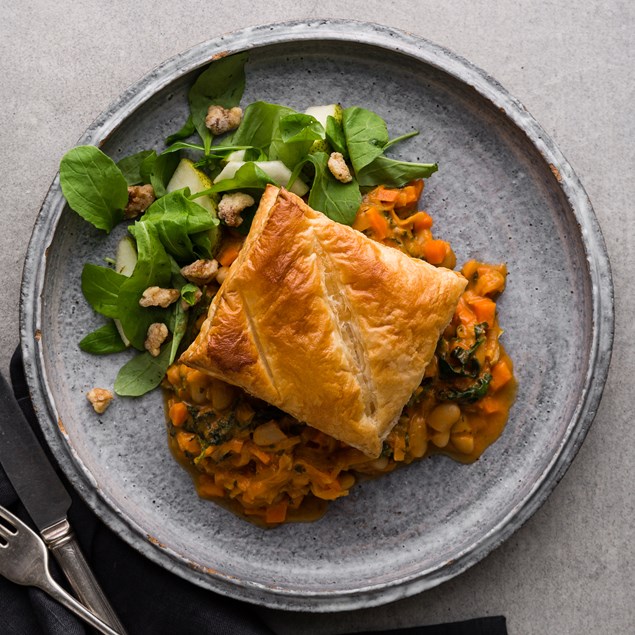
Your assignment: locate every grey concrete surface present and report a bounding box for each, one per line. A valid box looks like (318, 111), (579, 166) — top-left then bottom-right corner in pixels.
(0, 1), (633, 634)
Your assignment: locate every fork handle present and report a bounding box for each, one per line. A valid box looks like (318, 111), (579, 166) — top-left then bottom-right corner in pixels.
(43, 520), (128, 634)
(38, 574), (121, 635)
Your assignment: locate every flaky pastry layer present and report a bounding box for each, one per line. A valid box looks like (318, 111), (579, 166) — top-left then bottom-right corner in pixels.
(181, 186), (467, 457)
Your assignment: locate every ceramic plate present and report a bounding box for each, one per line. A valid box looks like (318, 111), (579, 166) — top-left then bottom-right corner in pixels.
(20, 21), (613, 611)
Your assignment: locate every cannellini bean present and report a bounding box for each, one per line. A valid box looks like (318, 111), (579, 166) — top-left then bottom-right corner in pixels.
(253, 421), (287, 446)
(452, 433), (475, 455)
(208, 380), (235, 411)
(215, 266), (230, 285)
(368, 456), (389, 471)
(339, 473), (356, 490)
(430, 429), (450, 448)
(451, 416), (471, 435)
(427, 403), (461, 432)
(408, 413), (428, 458)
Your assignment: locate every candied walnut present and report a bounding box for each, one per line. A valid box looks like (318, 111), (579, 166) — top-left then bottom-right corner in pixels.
(145, 322), (168, 357)
(327, 152), (353, 183)
(139, 286), (180, 308)
(218, 192), (254, 227)
(204, 105), (243, 135)
(180, 259), (219, 285)
(124, 184), (155, 219)
(86, 388), (113, 414)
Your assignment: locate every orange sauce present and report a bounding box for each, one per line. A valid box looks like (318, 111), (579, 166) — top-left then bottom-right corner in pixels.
(162, 180), (517, 526)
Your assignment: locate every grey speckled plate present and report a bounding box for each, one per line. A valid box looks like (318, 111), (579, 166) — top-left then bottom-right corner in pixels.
(20, 21), (613, 611)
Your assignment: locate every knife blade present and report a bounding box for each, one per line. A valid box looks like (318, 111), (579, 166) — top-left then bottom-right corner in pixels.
(0, 370), (127, 634)
(0, 372), (71, 529)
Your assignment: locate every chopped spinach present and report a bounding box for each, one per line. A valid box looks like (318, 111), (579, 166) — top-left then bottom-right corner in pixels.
(186, 409), (241, 447)
(438, 374), (493, 403)
(439, 322), (489, 379)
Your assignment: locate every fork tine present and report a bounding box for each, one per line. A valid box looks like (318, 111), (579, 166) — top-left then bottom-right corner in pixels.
(0, 505), (18, 531)
(0, 523), (14, 540)
(0, 506), (19, 535)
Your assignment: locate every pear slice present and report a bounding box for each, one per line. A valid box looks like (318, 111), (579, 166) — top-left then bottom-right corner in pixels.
(213, 160), (309, 197)
(304, 104), (343, 128)
(167, 158), (217, 213)
(113, 236), (138, 347)
(115, 235), (137, 277)
(166, 158), (221, 254)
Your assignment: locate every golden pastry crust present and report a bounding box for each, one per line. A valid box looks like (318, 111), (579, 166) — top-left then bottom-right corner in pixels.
(180, 186), (467, 457)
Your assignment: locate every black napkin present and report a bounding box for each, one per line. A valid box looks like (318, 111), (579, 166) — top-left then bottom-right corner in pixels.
(1, 347), (507, 635)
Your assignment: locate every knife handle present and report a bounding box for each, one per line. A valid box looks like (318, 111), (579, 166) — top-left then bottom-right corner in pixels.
(43, 519), (128, 634)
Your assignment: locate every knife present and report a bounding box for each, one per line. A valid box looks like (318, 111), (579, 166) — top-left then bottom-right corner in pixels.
(0, 371), (127, 634)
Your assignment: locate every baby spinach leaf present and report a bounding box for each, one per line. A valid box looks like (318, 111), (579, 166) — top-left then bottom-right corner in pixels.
(325, 115), (348, 158)
(278, 113), (324, 143)
(117, 150), (156, 185)
(162, 141), (253, 156)
(140, 190), (219, 263)
(166, 259), (190, 364)
(342, 107), (389, 173)
(117, 223), (172, 350)
(180, 283), (201, 306)
(150, 152), (180, 198)
(81, 264), (126, 318)
(168, 304), (188, 365)
(114, 345), (172, 397)
(230, 101), (295, 152)
(383, 130), (420, 151)
(356, 155), (438, 188)
(79, 321), (127, 354)
(268, 112), (323, 169)
(59, 145), (128, 232)
(189, 52), (248, 153)
(301, 152), (362, 225)
(161, 141), (206, 155)
(166, 114), (196, 145)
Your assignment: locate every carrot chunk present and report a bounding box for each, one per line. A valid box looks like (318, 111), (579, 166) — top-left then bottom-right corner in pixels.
(265, 500), (289, 524)
(367, 207), (390, 240)
(217, 238), (243, 267)
(169, 402), (189, 427)
(469, 297), (497, 326)
(490, 359), (513, 392)
(423, 239), (449, 265)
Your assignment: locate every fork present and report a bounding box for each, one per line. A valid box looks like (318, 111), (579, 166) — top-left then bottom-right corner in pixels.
(0, 505), (121, 635)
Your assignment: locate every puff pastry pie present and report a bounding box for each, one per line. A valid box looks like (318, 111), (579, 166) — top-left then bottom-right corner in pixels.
(180, 186), (467, 457)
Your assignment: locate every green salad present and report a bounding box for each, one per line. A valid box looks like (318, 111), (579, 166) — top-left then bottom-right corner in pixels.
(60, 52), (438, 400)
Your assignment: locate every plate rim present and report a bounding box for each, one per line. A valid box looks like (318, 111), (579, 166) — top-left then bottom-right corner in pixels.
(19, 19), (614, 611)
